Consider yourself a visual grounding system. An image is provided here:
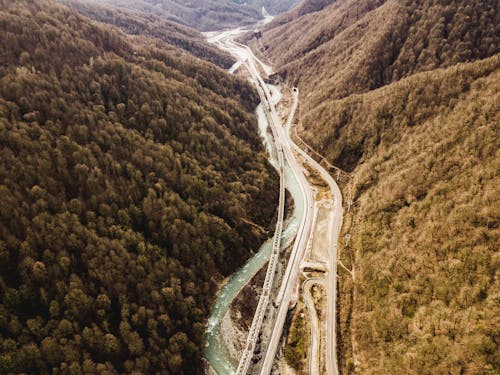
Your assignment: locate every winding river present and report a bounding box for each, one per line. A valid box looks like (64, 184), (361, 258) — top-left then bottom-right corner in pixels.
(204, 85), (306, 374)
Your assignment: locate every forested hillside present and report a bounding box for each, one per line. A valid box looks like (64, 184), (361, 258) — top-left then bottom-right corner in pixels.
(92, 0), (260, 31)
(59, 0), (235, 68)
(305, 56), (499, 373)
(92, 0), (300, 31)
(234, 0), (301, 15)
(266, 0), (336, 26)
(251, 0), (500, 373)
(0, 0), (278, 373)
(251, 0), (499, 113)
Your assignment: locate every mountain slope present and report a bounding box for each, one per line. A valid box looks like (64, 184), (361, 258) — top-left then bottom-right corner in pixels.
(235, 0), (302, 15)
(0, 1), (278, 373)
(93, 0), (301, 31)
(84, 0), (260, 31)
(252, 0), (499, 112)
(251, 0), (500, 373)
(301, 55), (500, 373)
(351, 57), (499, 375)
(59, 0), (235, 68)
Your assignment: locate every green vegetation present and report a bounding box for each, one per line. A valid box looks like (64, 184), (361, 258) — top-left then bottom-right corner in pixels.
(284, 304), (308, 371)
(256, 0), (500, 373)
(0, 0), (279, 373)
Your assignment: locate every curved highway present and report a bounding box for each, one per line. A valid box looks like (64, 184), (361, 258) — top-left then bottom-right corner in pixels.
(258, 89), (314, 375)
(207, 28), (343, 375)
(208, 30), (303, 375)
(286, 90), (343, 375)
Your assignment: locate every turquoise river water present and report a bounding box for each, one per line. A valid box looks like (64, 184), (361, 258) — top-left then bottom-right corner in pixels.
(203, 87), (305, 374)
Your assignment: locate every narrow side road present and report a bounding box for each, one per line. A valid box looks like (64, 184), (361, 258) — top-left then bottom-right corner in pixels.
(207, 28), (343, 375)
(302, 278), (325, 375)
(287, 91), (343, 375)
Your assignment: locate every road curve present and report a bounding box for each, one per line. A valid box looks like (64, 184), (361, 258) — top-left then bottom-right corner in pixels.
(208, 29), (343, 375)
(208, 30), (307, 375)
(287, 90), (343, 375)
(245, 47), (313, 375)
(302, 278), (325, 375)
(257, 83), (315, 375)
(222, 34), (315, 375)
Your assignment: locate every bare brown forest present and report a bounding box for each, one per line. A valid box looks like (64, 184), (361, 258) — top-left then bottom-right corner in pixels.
(250, 0), (500, 373)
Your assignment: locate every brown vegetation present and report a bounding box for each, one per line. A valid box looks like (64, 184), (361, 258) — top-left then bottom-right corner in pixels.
(59, 0), (235, 68)
(0, 0), (279, 373)
(255, 0), (500, 373)
(250, 0), (499, 109)
(334, 56), (499, 374)
(86, 0), (301, 32)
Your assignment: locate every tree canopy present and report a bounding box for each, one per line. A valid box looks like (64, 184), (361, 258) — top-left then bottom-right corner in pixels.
(0, 1), (278, 373)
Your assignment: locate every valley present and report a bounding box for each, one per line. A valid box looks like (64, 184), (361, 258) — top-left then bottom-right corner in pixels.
(0, 1), (279, 373)
(204, 26), (344, 375)
(244, 1), (499, 373)
(0, 1), (498, 374)
(73, 0), (301, 31)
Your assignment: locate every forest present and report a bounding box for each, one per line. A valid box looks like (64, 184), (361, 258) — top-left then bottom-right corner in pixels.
(0, 0), (278, 373)
(87, 0), (300, 31)
(251, 0), (499, 113)
(253, 0), (500, 373)
(305, 56), (499, 373)
(90, 0), (261, 32)
(85, 0), (301, 32)
(59, 0), (235, 68)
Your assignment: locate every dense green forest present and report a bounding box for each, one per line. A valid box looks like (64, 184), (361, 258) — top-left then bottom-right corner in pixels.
(253, 0), (500, 373)
(0, 0), (278, 373)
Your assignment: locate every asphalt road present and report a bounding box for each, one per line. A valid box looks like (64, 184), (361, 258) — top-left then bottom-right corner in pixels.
(257, 86), (315, 375)
(208, 29), (343, 375)
(209, 31), (290, 375)
(286, 90), (343, 375)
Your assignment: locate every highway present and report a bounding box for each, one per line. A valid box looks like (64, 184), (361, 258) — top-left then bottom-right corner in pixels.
(209, 30), (304, 375)
(222, 40), (284, 375)
(258, 88), (314, 375)
(208, 29), (343, 375)
(286, 89), (343, 375)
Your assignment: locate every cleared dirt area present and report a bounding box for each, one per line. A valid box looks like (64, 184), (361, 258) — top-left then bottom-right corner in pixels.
(310, 202), (331, 263)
